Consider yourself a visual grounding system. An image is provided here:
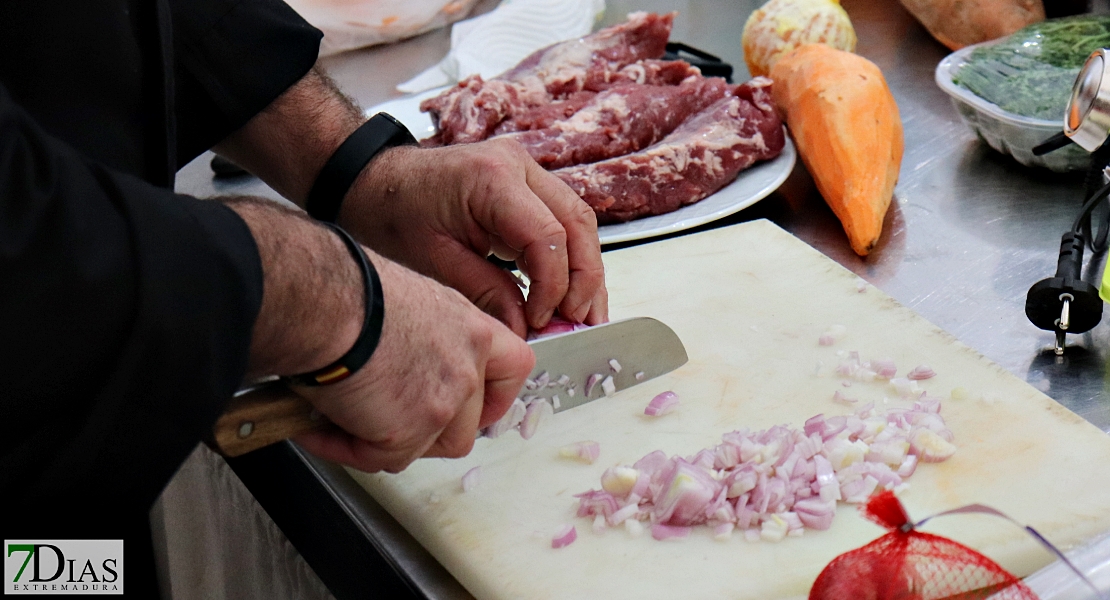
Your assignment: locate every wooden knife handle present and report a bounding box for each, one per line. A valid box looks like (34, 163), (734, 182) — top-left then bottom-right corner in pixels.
(211, 383), (330, 457)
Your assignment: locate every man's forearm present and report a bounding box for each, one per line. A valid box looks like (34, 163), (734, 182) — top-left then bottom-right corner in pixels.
(223, 197), (364, 378)
(214, 67), (364, 206)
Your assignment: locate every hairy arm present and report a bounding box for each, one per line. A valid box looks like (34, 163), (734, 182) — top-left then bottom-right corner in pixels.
(214, 67), (363, 205)
(222, 197), (362, 377)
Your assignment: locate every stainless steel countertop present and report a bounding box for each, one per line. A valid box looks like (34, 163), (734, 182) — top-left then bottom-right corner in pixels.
(175, 0), (1110, 595)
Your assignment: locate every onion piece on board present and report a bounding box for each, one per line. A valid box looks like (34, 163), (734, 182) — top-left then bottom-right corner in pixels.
(819, 324), (847, 346)
(645, 391), (680, 416)
(559, 441), (600, 464)
(551, 524), (577, 548)
(652, 524), (691, 541)
(907, 365), (936, 380)
(461, 466), (481, 492)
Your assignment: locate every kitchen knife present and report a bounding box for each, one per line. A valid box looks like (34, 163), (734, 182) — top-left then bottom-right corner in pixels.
(211, 317), (687, 457)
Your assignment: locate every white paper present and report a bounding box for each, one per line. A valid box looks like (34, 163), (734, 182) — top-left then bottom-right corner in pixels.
(398, 0), (606, 93)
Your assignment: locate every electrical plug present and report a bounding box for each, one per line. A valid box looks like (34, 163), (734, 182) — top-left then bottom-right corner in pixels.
(1025, 232), (1103, 355)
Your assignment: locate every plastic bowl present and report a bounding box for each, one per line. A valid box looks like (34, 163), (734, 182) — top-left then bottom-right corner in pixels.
(935, 42), (1090, 172)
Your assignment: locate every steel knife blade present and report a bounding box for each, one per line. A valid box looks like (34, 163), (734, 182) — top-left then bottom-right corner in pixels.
(521, 317), (688, 414)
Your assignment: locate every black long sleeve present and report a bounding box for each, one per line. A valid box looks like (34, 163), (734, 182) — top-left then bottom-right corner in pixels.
(171, 0), (323, 165)
(0, 79), (262, 522)
(0, 0), (323, 594)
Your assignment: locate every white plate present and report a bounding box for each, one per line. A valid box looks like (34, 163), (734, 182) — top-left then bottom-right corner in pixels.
(367, 89), (797, 245)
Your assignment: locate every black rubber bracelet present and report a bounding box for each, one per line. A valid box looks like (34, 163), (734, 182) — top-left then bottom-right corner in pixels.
(306, 112), (417, 223)
(284, 223), (384, 386)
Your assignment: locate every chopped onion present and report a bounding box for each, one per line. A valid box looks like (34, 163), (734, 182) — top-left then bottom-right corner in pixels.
(551, 524), (577, 548)
(635, 371), (645, 381)
(818, 325), (847, 346)
(910, 429), (956, 462)
(651, 524), (691, 541)
(519, 398), (553, 440)
(868, 358), (897, 379)
(890, 377), (923, 398)
(559, 441), (600, 464)
(713, 522), (735, 540)
(601, 466), (640, 496)
(896, 454), (918, 478)
(608, 358), (622, 373)
(573, 396), (956, 543)
(551, 395), (561, 410)
(607, 503), (640, 526)
(600, 375), (616, 397)
(645, 391), (680, 416)
(760, 514), (788, 542)
(483, 399), (526, 438)
(592, 514), (607, 534)
(653, 460), (718, 526)
(527, 317), (588, 341)
(556, 374), (571, 386)
(585, 373), (603, 396)
(832, 390), (857, 406)
(461, 466), (481, 492)
(625, 519), (644, 537)
(907, 365), (936, 380)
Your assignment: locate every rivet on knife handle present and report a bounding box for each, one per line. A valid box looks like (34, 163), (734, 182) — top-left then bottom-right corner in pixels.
(211, 384), (329, 457)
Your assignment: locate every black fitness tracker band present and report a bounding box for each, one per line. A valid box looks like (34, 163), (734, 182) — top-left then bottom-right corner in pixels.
(284, 223), (384, 386)
(305, 112), (418, 223)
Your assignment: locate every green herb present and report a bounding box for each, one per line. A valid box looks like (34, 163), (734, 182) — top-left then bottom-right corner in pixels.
(953, 16), (1110, 121)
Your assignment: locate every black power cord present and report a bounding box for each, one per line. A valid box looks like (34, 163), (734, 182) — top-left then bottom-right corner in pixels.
(1024, 149), (1110, 355)
(1078, 145), (1110, 252)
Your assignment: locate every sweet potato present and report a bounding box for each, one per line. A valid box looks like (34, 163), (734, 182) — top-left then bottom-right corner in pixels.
(770, 44), (903, 256)
(898, 0), (1044, 50)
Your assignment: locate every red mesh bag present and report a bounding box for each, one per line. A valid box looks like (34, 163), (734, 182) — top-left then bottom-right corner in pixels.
(810, 490), (1039, 600)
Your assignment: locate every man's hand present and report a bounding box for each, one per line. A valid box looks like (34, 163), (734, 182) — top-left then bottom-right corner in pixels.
(228, 198), (533, 473)
(339, 139), (608, 337)
(213, 65), (608, 337)
(293, 256), (534, 473)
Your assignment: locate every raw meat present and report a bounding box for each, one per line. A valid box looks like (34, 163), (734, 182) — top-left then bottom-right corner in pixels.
(420, 12), (674, 145)
(584, 58), (702, 91)
(502, 76), (732, 169)
(493, 60), (703, 135)
(493, 91), (599, 136)
(553, 78), (784, 224)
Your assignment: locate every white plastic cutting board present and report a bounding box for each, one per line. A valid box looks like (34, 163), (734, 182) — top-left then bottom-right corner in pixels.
(349, 220), (1110, 599)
